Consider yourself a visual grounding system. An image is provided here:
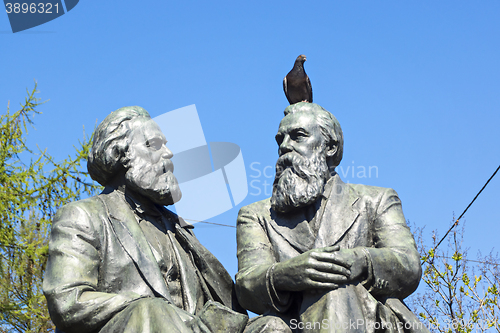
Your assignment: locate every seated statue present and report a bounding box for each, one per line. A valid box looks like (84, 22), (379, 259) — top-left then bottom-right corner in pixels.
(236, 103), (430, 332)
(43, 106), (248, 333)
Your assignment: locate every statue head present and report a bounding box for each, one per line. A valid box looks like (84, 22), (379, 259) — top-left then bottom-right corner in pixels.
(271, 102), (343, 213)
(88, 106), (181, 206)
(283, 102), (343, 167)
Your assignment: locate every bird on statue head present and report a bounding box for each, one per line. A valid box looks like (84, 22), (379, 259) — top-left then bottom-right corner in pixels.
(283, 54), (313, 105)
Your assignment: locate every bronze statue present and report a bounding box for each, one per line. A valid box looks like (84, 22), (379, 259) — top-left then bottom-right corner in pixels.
(236, 102), (429, 332)
(43, 106), (248, 333)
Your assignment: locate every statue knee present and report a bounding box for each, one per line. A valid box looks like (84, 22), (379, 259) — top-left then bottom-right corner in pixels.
(244, 315), (292, 333)
(129, 297), (165, 311)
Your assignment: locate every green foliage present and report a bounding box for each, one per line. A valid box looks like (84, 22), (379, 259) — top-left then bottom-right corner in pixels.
(411, 222), (500, 333)
(0, 83), (100, 332)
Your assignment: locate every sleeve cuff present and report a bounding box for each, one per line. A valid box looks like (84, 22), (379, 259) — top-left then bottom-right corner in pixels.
(360, 248), (374, 289)
(265, 264), (291, 313)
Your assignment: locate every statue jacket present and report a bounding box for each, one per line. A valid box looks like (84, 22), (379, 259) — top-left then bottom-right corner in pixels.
(236, 174), (427, 332)
(43, 188), (243, 333)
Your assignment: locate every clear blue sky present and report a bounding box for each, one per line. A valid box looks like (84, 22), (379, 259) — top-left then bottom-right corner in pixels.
(2, 1), (499, 299)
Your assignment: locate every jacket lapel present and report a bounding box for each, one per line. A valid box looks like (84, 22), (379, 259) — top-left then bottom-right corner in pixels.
(99, 190), (173, 303)
(313, 175), (361, 249)
(268, 208), (317, 253)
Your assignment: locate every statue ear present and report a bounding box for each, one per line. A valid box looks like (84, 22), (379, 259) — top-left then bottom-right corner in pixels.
(111, 145), (121, 160)
(109, 141), (130, 168)
(119, 151), (131, 169)
(326, 143), (338, 158)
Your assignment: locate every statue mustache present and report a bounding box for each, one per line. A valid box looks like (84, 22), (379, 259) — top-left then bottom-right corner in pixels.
(275, 153), (311, 180)
(161, 159), (174, 175)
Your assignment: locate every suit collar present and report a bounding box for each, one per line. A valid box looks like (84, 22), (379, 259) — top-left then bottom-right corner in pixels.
(123, 191), (162, 217)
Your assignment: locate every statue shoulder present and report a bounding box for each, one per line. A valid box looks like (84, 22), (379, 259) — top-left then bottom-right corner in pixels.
(55, 194), (102, 213)
(347, 183), (401, 202)
(237, 197), (272, 219)
(52, 194), (109, 227)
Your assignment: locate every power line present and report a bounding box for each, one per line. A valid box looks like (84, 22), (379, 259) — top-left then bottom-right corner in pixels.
(432, 164), (500, 253)
(184, 218), (236, 228)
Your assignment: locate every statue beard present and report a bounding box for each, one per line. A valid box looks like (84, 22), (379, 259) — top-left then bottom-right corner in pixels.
(124, 155), (182, 206)
(271, 151), (329, 214)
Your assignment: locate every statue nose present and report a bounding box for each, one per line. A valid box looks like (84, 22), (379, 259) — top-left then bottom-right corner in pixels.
(279, 137), (293, 155)
(162, 146), (173, 159)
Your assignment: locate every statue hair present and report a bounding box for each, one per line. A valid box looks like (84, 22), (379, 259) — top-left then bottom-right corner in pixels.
(283, 102), (344, 167)
(87, 106), (151, 186)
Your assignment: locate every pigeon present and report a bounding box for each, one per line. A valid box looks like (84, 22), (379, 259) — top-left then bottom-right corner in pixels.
(283, 54), (313, 104)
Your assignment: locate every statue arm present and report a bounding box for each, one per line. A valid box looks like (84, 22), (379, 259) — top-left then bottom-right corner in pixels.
(43, 203), (144, 333)
(235, 204), (291, 314)
(364, 188), (422, 299)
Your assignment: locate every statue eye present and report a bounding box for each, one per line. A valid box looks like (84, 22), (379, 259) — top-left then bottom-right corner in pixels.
(146, 138), (163, 150)
(290, 129), (308, 141)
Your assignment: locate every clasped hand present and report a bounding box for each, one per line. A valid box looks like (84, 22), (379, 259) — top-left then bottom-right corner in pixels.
(272, 246), (367, 292)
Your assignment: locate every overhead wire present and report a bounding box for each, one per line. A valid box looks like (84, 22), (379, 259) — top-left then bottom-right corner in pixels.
(432, 164), (500, 253)
(185, 218), (236, 228)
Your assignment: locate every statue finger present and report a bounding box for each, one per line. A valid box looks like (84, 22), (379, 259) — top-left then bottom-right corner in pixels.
(313, 262), (351, 277)
(315, 245), (340, 253)
(311, 252), (351, 269)
(308, 270), (349, 284)
(309, 282), (340, 291)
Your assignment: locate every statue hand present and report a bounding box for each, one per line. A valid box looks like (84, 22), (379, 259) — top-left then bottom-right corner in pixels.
(272, 246), (351, 292)
(326, 248), (368, 283)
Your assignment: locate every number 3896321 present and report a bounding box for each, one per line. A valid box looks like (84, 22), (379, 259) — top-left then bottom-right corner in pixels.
(5, 3), (59, 14)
